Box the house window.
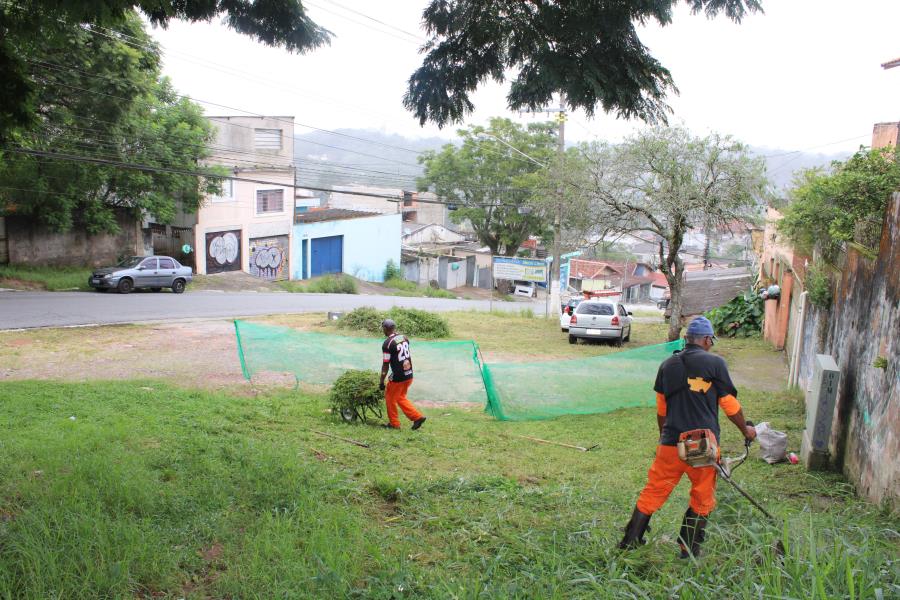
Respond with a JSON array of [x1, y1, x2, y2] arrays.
[[256, 189, 284, 214], [254, 128, 282, 150], [212, 178, 233, 202]]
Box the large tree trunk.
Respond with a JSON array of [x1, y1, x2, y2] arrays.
[[666, 263, 685, 341]]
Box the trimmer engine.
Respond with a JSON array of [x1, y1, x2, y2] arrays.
[[677, 428, 719, 468]]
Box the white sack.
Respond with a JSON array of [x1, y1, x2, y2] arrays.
[[755, 421, 788, 464]]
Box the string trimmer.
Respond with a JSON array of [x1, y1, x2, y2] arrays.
[[677, 421, 778, 522]]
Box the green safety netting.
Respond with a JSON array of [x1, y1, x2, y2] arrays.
[[482, 339, 684, 421], [234, 320, 487, 406], [233, 320, 683, 421]]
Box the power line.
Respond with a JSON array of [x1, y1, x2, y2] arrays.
[[304, 0, 423, 45]]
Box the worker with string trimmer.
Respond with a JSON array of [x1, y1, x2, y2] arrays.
[[618, 316, 757, 558]]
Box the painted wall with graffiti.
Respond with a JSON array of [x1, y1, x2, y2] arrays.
[[249, 236, 288, 280], [205, 230, 242, 274]]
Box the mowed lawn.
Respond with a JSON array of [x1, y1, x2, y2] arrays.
[[1, 377, 897, 598]]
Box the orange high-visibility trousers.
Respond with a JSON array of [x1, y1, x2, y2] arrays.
[[636, 445, 718, 516], [385, 379, 422, 428]]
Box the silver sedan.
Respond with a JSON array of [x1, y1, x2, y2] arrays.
[[89, 256, 193, 294]]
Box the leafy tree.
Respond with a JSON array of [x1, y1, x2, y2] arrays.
[[0, 0, 331, 138], [404, 0, 763, 128], [0, 11, 223, 234], [417, 118, 554, 257], [779, 146, 900, 262], [575, 127, 767, 340]]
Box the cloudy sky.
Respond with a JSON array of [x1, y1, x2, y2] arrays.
[[148, 0, 900, 153]]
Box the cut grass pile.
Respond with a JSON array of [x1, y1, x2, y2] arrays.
[[0, 265, 92, 291], [380, 278, 457, 299], [0, 380, 896, 599], [278, 274, 358, 294]]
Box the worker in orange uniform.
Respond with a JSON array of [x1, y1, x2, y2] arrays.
[[379, 319, 426, 430], [618, 316, 756, 558]]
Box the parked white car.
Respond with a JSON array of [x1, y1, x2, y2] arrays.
[[559, 298, 582, 331], [567, 299, 633, 346]]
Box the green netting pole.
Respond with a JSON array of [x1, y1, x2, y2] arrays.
[[481, 364, 508, 420], [233, 320, 251, 381]]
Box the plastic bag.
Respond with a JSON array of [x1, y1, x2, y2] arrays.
[[755, 422, 788, 464]]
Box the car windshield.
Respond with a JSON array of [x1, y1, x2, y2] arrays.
[[576, 303, 614, 316], [116, 256, 144, 268]]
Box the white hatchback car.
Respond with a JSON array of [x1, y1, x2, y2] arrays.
[[567, 299, 633, 345], [559, 298, 582, 331]]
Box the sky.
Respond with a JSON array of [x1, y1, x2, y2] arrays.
[[147, 0, 900, 154]]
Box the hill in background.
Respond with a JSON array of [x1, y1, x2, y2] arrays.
[[294, 129, 852, 195]]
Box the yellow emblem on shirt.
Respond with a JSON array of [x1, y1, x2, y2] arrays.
[[687, 377, 712, 393]]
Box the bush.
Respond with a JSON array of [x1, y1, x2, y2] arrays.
[[806, 262, 833, 309], [329, 370, 383, 421], [337, 306, 451, 338], [705, 291, 763, 337], [383, 277, 417, 291], [280, 274, 358, 294], [383, 277, 457, 299], [383, 260, 403, 281]]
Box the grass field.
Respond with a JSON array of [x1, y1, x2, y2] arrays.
[[0, 378, 897, 599], [0, 265, 91, 290]]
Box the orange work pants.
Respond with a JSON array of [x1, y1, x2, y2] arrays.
[[636, 445, 718, 516], [385, 379, 422, 428]]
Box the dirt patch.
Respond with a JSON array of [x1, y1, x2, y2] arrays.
[[0, 278, 45, 291], [200, 543, 224, 563], [189, 271, 284, 293]]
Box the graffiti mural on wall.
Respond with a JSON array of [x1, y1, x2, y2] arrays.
[[249, 236, 288, 280], [206, 230, 242, 274]]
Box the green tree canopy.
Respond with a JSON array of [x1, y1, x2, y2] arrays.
[[779, 146, 900, 262], [404, 0, 763, 128], [574, 127, 768, 340], [0, 0, 330, 138], [417, 117, 555, 256], [0, 11, 223, 234]]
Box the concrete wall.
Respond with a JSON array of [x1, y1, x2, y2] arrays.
[[207, 116, 295, 169], [292, 213, 400, 282], [794, 192, 900, 510], [6, 213, 151, 267]]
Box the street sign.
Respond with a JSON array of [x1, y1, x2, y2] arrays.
[[561, 250, 583, 260], [492, 256, 548, 283]]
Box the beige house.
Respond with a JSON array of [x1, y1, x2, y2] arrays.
[[192, 116, 296, 279]]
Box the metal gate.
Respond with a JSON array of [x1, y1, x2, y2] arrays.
[[311, 235, 343, 277], [0, 217, 7, 265], [150, 224, 195, 270]]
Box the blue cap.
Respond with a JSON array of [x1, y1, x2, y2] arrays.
[[686, 316, 716, 338]]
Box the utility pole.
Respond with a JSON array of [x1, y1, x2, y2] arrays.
[[550, 94, 566, 318]]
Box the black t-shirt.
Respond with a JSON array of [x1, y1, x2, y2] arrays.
[[654, 344, 737, 446], [382, 334, 413, 382]]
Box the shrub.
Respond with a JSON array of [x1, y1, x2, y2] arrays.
[[806, 262, 833, 309], [388, 307, 451, 338], [337, 306, 384, 334], [383, 277, 417, 291], [337, 306, 451, 338], [329, 370, 383, 421], [383, 259, 403, 281], [705, 291, 763, 337], [281, 274, 358, 294], [423, 287, 456, 299]]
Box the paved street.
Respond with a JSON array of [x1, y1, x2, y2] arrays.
[[0, 290, 546, 330]]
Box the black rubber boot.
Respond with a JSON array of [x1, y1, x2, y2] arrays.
[[618, 507, 652, 550], [678, 508, 708, 559]]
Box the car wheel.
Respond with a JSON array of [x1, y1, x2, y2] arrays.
[[614, 331, 624, 347], [172, 279, 186, 294], [624, 326, 631, 342], [117, 278, 134, 294], [150, 287, 162, 293], [568, 334, 577, 345]]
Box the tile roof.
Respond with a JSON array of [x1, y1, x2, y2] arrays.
[[294, 208, 382, 224]]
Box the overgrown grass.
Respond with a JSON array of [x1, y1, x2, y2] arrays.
[[1, 380, 896, 599], [381, 277, 457, 299], [278, 274, 358, 294], [337, 306, 451, 339], [0, 265, 92, 291]]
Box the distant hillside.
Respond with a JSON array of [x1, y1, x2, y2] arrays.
[[294, 129, 852, 194]]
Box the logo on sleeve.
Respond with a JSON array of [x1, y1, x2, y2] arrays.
[[687, 377, 712, 393]]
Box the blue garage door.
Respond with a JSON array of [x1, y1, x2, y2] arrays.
[[311, 235, 343, 277]]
